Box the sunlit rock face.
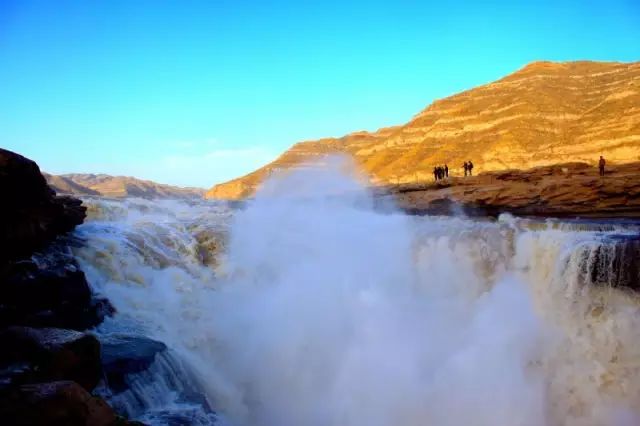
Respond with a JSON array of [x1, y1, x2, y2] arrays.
[[206, 60, 640, 200], [384, 161, 640, 219]]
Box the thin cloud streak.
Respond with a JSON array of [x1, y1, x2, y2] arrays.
[[159, 146, 279, 188]]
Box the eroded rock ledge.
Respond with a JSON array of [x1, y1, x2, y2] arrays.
[[380, 162, 640, 219], [0, 149, 86, 263], [0, 149, 138, 425]]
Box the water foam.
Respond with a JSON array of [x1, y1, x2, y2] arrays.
[[74, 159, 640, 425]]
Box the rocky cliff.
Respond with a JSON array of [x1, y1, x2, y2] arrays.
[[0, 151, 87, 263], [45, 173, 204, 199], [206, 60, 640, 200], [0, 149, 141, 425]]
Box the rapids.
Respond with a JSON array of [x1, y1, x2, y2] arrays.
[[72, 166, 640, 426]]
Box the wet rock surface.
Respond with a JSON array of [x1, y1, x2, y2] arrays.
[[0, 243, 114, 330], [0, 380, 142, 426], [583, 234, 640, 292], [0, 149, 111, 330], [0, 327, 102, 391], [0, 149, 142, 423], [0, 148, 86, 263], [100, 334, 167, 392]]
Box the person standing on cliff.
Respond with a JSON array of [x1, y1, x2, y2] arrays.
[[444, 164, 449, 178], [463, 161, 468, 177], [468, 160, 474, 176], [433, 166, 438, 181], [599, 156, 606, 176]]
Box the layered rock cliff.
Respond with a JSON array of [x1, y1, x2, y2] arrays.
[[206, 60, 640, 200]]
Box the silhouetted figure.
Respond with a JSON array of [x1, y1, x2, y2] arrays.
[[444, 164, 449, 178], [433, 167, 438, 181], [463, 161, 468, 177], [599, 156, 606, 176], [468, 160, 474, 176]]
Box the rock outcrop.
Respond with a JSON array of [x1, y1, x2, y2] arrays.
[[0, 149, 110, 330], [0, 381, 134, 426], [0, 148, 138, 424], [0, 327, 102, 391], [44, 173, 204, 199], [100, 334, 167, 392], [0, 149, 87, 263], [206, 60, 640, 200], [381, 162, 640, 218], [0, 244, 113, 330]]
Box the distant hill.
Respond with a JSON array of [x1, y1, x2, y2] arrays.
[[44, 173, 204, 199], [206, 60, 640, 200]]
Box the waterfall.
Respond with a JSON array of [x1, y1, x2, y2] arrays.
[[73, 165, 640, 426]]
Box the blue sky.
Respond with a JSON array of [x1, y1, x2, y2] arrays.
[[1, 1, 639, 188]]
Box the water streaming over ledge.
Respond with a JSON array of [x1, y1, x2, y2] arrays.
[[72, 168, 640, 426]]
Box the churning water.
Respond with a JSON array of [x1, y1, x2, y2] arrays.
[[73, 162, 640, 426]]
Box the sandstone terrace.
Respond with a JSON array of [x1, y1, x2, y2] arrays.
[[206, 60, 640, 201]]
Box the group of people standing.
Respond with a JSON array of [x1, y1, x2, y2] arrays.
[[433, 160, 476, 181], [430, 156, 607, 183], [463, 160, 474, 177], [433, 164, 449, 181]]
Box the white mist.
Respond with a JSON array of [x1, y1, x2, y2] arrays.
[[74, 157, 640, 426], [207, 159, 550, 426]]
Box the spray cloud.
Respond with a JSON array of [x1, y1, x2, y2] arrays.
[[207, 156, 550, 426]]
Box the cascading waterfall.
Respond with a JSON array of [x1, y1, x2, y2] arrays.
[[76, 198, 231, 425], [73, 162, 640, 426]]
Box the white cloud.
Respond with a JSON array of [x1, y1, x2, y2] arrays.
[[159, 146, 279, 188], [171, 139, 220, 150]]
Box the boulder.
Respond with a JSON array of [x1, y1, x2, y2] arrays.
[[0, 247, 114, 330], [100, 334, 167, 392], [0, 149, 107, 330], [0, 381, 119, 426], [0, 148, 86, 264], [0, 327, 102, 391]]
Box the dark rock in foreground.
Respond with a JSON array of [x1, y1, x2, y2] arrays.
[[0, 326, 102, 392], [0, 243, 114, 330], [0, 148, 86, 263], [0, 380, 142, 426], [0, 149, 133, 423], [0, 149, 113, 331]]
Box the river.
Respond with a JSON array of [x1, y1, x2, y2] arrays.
[[71, 166, 640, 426]]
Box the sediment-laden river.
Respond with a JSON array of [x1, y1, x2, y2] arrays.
[[73, 169, 640, 426]]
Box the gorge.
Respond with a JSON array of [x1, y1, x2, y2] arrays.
[[2, 60, 640, 426], [73, 161, 640, 425]]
